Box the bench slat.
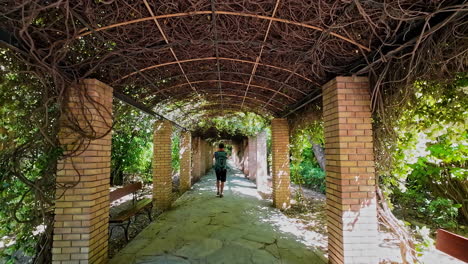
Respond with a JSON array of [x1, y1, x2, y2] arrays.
[[110, 198, 152, 223], [436, 229, 468, 262], [110, 182, 143, 202]]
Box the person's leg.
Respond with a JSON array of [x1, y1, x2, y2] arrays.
[[215, 170, 220, 195], [220, 182, 225, 195], [219, 169, 226, 197]]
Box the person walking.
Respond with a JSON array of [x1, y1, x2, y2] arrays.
[[214, 143, 228, 198]]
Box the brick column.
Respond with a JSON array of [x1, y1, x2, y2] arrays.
[[323, 76, 378, 264], [231, 143, 238, 166], [153, 120, 173, 211], [271, 118, 290, 209], [210, 144, 215, 168], [256, 131, 268, 193], [53, 79, 112, 264], [205, 141, 212, 172], [200, 139, 206, 176], [192, 137, 201, 182], [179, 131, 192, 193], [243, 139, 249, 175], [248, 136, 257, 181]]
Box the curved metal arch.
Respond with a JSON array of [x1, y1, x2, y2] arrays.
[[154, 71, 308, 95], [197, 111, 248, 120], [189, 108, 248, 118], [182, 103, 271, 117], [77, 11, 370, 51], [159, 87, 286, 106], [115, 57, 314, 83], [147, 79, 297, 101], [177, 93, 283, 112], [174, 100, 275, 115]]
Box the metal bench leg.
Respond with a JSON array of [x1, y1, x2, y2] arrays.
[[146, 207, 153, 222], [109, 225, 116, 238], [123, 220, 131, 242]]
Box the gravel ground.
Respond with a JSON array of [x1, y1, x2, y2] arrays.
[[108, 176, 182, 259]]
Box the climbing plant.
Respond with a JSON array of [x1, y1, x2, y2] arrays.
[[171, 129, 181, 174], [196, 112, 270, 138], [382, 75, 468, 230], [289, 121, 325, 193], [111, 102, 154, 185], [0, 54, 58, 263]]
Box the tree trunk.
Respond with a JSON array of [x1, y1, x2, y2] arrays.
[[312, 143, 326, 170]]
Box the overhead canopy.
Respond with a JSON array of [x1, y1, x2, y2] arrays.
[[1, 0, 465, 122]]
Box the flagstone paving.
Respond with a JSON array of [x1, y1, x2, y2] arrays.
[[110, 163, 327, 264]]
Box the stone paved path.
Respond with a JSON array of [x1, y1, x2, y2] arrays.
[[110, 163, 326, 264]]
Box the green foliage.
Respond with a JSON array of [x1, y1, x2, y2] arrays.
[[171, 130, 180, 173], [0, 53, 58, 261], [290, 121, 325, 193], [425, 198, 461, 228], [388, 74, 468, 231], [298, 149, 326, 193], [111, 103, 182, 184], [197, 112, 269, 137], [111, 102, 153, 184], [414, 226, 434, 254]]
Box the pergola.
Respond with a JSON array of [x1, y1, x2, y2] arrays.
[[1, 1, 466, 263]]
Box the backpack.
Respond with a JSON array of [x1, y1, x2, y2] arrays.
[[214, 151, 227, 171]]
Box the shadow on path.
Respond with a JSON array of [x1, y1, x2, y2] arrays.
[[110, 162, 327, 264]]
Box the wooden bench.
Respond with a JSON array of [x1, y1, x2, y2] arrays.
[[109, 182, 152, 241], [436, 229, 468, 262]]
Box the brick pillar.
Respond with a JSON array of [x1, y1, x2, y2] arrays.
[[153, 120, 173, 211], [205, 141, 211, 172], [53, 79, 112, 264], [200, 139, 206, 175], [210, 144, 215, 168], [243, 138, 249, 175], [256, 131, 268, 193], [232, 143, 239, 167], [271, 118, 290, 209], [248, 136, 257, 181], [192, 137, 201, 182], [179, 131, 192, 193], [323, 76, 378, 264]]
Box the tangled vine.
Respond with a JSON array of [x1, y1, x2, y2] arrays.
[[0, 0, 467, 263]]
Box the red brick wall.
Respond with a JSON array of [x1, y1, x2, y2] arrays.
[[153, 120, 173, 211], [248, 136, 257, 181], [179, 131, 192, 192], [322, 76, 378, 264], [256, 131, 268, 193], [271, 118, 291, 209], [53, 79, 113, 264]]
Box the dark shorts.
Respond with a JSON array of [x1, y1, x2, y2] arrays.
[[215, 169, 227, 182]]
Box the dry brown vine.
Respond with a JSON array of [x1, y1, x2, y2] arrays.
[[0, 0, 467, 263]]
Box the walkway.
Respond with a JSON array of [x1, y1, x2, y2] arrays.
[[110, 163, 326, 264]]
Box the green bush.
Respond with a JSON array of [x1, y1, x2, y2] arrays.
[[171, 130, 180, 173], [425, 198, 461, 229], [387, 75, 467, 231], [297, 148, 326, 193]]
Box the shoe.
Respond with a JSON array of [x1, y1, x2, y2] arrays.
[[216, 192, 220, 196], [220, 194, 223, 198]]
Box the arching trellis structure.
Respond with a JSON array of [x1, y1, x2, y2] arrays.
[[1, 1, 467, 264], [1, 0, 381, 122], [1, 1, 465, 120]]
